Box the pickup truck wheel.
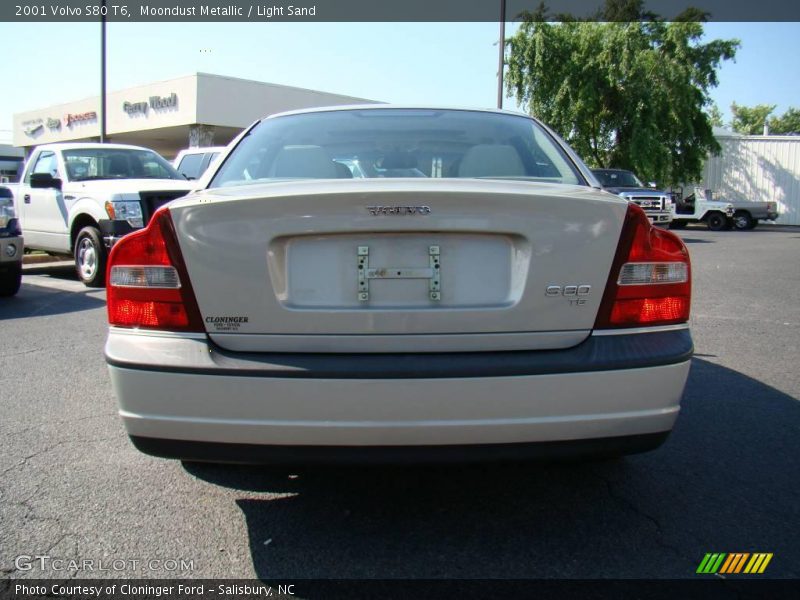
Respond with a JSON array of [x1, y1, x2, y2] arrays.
[[732, 211, 754, 230], [0, 262, 22, 297], [706, 212, 730, 231], [74, 226, 107, 287]]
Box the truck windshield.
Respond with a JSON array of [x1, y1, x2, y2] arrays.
[[593, 170, 643, 188], [210, 109, 584, 188], [62, 148, 182, 182]]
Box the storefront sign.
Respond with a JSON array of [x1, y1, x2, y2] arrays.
[[150, 93, 178, 109], [22, 118, 44, 137], [46, 118, 61, 130], [23, 123, 43, 137], [64, 111, 97, 127], [122, 93, 178, 116], [123, 101, 148, 115]]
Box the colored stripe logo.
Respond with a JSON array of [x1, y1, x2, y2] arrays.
[[697, 553, 773, 574]]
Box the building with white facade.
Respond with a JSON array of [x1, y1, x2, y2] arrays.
[[703, 129, 800, 226], [13, 72, 377, 161]]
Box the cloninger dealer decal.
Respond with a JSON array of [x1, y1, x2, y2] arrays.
[[205, 316, 249, 332]]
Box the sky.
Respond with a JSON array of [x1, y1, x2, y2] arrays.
[[1, 20, 799, 143]]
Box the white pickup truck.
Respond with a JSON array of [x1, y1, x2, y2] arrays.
[[12, 143, 191, 286]]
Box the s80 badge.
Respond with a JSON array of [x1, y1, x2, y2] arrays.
[[545, 285, 591, 297]]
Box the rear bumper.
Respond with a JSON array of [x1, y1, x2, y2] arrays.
[[106, 328, 692, 461], [131, 432, 671, 465]]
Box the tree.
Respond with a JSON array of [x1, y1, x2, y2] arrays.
[[769, 107, 800, 135], [505, 0, 738, 185], [706, 103, 724, 128], [729, 104, 800, 135], [731, 103, 776, 135]]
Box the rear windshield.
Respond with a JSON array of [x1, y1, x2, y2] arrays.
[[176, 153, 205, 180], [209, 109, 583, 188], [593, 170, 643, 188], [63, 148, 182, 182]]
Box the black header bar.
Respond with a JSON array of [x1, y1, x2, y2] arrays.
[[3, 0, 800, 23]]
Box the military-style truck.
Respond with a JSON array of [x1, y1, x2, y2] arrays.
[[668, 187, 779, 231], [668, 187, 750, 231]]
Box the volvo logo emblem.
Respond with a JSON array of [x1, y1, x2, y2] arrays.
[[366, 206, 431, 216]]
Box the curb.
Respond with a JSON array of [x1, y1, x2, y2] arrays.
[[23, 254, 71, 265], [22, 260, 74, 271]]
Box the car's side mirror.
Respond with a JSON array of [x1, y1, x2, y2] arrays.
[[30, 173, 62, 190], [647, 182, 657, 188]]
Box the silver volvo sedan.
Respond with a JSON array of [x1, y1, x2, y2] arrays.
[[104, 106, 692, 464]]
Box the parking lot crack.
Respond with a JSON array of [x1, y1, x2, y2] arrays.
[[0, 440, 74, 478], [3, 493, 71, 545], [0, 348, 44, 359], [45, 534, 69, 554], [591, 469, 689, 561], [0, 412, 119, 440]]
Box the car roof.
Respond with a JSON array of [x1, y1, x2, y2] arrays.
[[265, 104, 533, 121], [175, 146, 227, 155], [33, 142, 157, 152]]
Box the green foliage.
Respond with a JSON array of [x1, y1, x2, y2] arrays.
[[729, 104, 800, 135], [731, 103, 776, 134], [505, 0, 738, 185], [769, 107, 800, 135], [706, 103, 724, 128]]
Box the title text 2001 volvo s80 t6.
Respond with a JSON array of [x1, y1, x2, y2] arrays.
[[105, 107, 692, 463]]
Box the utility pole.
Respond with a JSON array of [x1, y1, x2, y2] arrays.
[[497, 0, 506, 109], [100, 0, 107, 142]]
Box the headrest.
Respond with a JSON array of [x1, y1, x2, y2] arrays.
[[381, 152, 417, 169], [333, 161, 354, 178], [271, 145, 337, 179], [108, 155, 129, 175], [458, 144, 525, 178]]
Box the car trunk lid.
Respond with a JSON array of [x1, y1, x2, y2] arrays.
[[169, 179, 627, 352]]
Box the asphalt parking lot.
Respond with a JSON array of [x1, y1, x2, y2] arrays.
[[1, 225, 798, 581]]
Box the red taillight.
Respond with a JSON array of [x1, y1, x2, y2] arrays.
[[106, 208, 203, 332], [595, 204, 691, 328]]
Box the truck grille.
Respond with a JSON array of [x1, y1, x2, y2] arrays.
[[139, 191, 189, 224], [628, 196, 664, 210]]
